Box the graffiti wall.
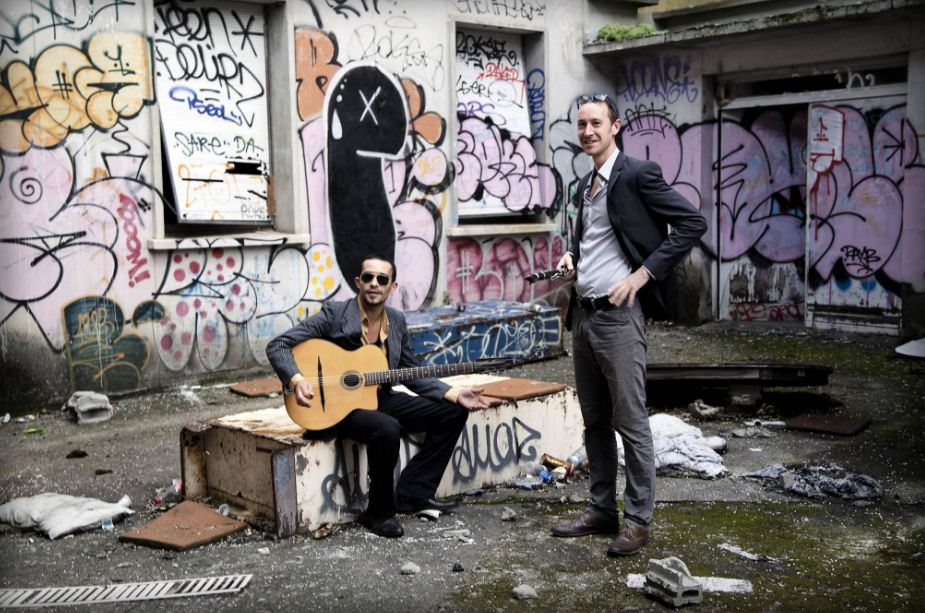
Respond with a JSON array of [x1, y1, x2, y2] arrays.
[[611, 52, 923, 327], [0, 0, 594, 407]]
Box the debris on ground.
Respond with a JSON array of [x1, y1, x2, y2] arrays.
[[740, 464, 883, 500], [895, 337, 925, 358], [60, 391, 113, 424], [153, 479, 183, 505], [643, 557, 703, 607], [688, 399, 721, 420], [310, 523, 333, 539], [730, 426, 776, 438], [400, 561, 421, 575], [513, 584, 538, 600], [618, 414, 728, 479], [0, 493, 132, 539], [66, 449, 89, 459], [718, 543, 780, 563], [500, 507, 517, 522], [743, 419, 786, 428], [627, 573, 752, 594], [119, 500, 247, 551]]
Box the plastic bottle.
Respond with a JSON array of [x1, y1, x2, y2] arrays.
[[100, 518, 114, 531], [154, 479, 183, 505], [567, 447, 588, 474], [218, 503, 230, 516], [520, 461, 545, 477]]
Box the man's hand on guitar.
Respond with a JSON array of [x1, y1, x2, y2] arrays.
[[294, 379, 314, 407], [458, 387, 489, 411]]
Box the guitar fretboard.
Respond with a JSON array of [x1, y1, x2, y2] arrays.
[[365, 361, 489, 386]]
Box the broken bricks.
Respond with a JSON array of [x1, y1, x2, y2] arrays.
[[644, 557, 703, 608]]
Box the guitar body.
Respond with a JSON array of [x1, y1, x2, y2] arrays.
[[285, 339, 386, 430]]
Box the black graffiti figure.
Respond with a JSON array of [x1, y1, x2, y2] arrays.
[[326, 63, 408, 286]]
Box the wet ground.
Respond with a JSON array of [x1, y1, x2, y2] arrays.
[[1, 321, 923, 611]]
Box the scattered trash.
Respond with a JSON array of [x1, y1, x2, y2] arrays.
[[627, 573, 752, 594], [60, 391, 114, 424], [744, 419, 786, 428], [256, 547, 270, 555], [505, 475, 544, 490], [66, 449, 89, 459], [310, 523, 333, 539], [786, 413, 871, 436], [14, 416, 26, 423], [0, 575, 252, 606], [550, 466, 567, 481], [24, 427, 44, 435], [452, 563, 464, 572], [740, 464, 883, 500], [1, 413, 9, 424], [688, 399, 721, 420], [463, 488, 487, 496], [500, 507, 517, 522], [730, 426, 776, 438], [416, 509, 441, 521], [643, 557, 703, 608], [217, 503, 230, 516], [100, 518, 114, 532], [566, 447, 588, 474], [895, 337, 925, 358], [153, 479, 183, 505], [95, 469, 113, 476], [0, 493, 133, 539], [119, 501, 247, 551], [718, 543, 780, 563], [513, 584, 538, 600], [442, 528, 471, 541], [627, 414, 729, 479], [400, 562, 420, 575]]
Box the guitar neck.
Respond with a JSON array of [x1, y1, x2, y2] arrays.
[[366, 362, 485, 386]]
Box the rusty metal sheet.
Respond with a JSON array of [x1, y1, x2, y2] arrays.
[[119, 501, 247, 551], [786, 413, 871, 436], [229, 376, 281, 397], [478, 378, 567, 400]]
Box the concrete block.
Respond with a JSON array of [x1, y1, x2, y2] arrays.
[[644, 557, 704, 608]]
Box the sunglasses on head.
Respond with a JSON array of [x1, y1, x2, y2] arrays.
[[576, 94, 618, 113], [360, 272, 391, 285]]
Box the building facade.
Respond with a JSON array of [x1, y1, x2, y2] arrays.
[[1, 0, 922, 408]]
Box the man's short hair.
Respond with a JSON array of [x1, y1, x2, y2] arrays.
[[361, 254, 397, 282], [577, 93, 619, 123]]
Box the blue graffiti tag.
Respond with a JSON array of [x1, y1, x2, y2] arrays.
[[168, 85, 244, 126]]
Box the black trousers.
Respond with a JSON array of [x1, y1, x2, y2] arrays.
[[336, 390, 468, 518]]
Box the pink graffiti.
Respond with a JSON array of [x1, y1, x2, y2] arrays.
[[455, 115, 560, 213], [447, 235, 566, 304], [729, 300, 804, 322], [117, 194, 151, 288]]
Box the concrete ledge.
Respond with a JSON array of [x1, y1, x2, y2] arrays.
[[181, 375, 582, 535]]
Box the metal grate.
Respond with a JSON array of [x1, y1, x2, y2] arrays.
[[0, 574, 251, 608]]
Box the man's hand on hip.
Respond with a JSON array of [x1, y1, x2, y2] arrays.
[[607, 267, 651, 308]]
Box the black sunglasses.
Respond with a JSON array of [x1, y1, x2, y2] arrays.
[[576, 94, 618, 114], [360, 272, 391, 285]]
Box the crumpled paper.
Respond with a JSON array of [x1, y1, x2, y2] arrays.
[[0, 493, 133, 539]]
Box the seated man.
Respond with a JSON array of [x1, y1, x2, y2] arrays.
[[266, 254, 488, 537]]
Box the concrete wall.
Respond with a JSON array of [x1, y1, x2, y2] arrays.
[[0, 0, 620, 409]]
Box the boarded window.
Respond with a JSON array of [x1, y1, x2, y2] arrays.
[[154, 0, 271, 224]]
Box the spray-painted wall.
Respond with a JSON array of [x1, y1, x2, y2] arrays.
[[0, 0, 613, 408]]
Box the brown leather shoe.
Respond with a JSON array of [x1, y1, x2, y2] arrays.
[[551, 510, 620, 537], [606, 523, 649, 556]]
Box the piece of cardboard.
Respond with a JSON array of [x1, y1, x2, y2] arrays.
[[478, 378, 567, 400], [119, 501, 247, 551], [229, 376, 281, 397], [786, 413, 871, 436]]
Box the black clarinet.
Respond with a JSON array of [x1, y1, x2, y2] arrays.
[[524, 268, 569, 284]]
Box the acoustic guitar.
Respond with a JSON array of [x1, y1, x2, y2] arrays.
[[284, 339, 509, 430]]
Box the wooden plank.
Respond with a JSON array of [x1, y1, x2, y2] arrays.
[[478, 378, 567, 400], [786, 414, 871, 436]]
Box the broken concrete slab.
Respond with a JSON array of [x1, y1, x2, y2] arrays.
[[119, 500, 247, 551], [60, 391, 113, 424], [643, 557, 703, 608]]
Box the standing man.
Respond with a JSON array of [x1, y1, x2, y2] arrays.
[[266, 255, 489, 538], [551, 94, 706, 556]]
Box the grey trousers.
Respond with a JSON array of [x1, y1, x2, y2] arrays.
[[572, 301, 655, 527]]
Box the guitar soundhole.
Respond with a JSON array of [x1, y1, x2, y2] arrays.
[[342, 372, 363, 389]]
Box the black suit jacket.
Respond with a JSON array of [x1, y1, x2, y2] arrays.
[[265, 299, 450, 401], [568, 151, 707, 325]]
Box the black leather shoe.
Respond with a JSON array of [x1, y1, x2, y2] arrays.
[[396, 496, 460, 514], [359, 514, 404, 538], [551, 510, 620, 537]]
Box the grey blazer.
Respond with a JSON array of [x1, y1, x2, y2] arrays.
[[568, 151, 707, 324], [265, 298, 450, 402]]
